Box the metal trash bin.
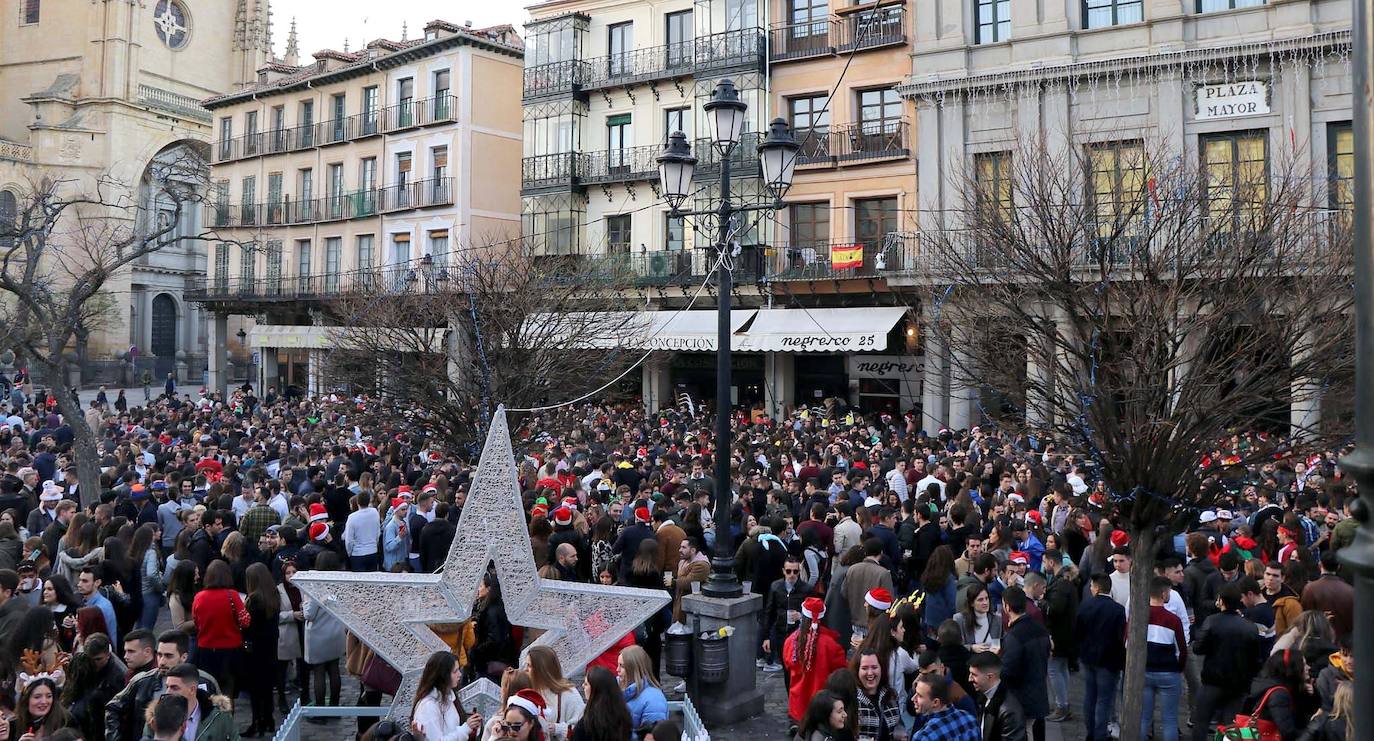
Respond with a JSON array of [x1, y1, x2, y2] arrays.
[[695, 633, 729, 683], [664, 632, 692, 677]]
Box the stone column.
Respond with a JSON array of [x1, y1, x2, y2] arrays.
[[640, 355, 674, 415], [260, 346, 277, 394], [1291, 329, 1322, 440], [763, 352, 795, 419], [1026, 345, 1053, 429], [921, 330, 948, 433], [206, 313, 228, 395], [681, 593, 766, 725], [948, 343, 976, 431]]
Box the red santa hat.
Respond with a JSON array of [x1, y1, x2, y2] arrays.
[[634, 506, 651, 523], [531, 503, 549, 519], [552, 506, 573, 526], [561, 496, 579, 511], [397, 485, 413, 500], [1025, 510, 1042, 525], [422, 484, 439, 495], [309, 522, 329, 541], [391, 498, 408, 512], [865, 588, 893, 611], [1109, 530, 1131, 549], [800, 596, 825, 621], [1009, 551, 1030, 566], [309, 503, 328, 523], [507, 688, 546, 719]]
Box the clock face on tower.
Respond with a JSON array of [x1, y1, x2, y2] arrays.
[[153, 0, 191, 50]]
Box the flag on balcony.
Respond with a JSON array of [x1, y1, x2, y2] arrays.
[[831, 243, 863, 270]]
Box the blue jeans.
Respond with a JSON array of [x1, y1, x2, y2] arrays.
[[138, 592, 162, 630], [1141, 671, 1182, 741], [349, 553, 379, 572], [1081, 664, 1119, 741], [1048, 656, 1070, 710]]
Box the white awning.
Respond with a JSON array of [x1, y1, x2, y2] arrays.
[[528, 310, 757, 351], [248, 325, 446, 352], [735, 307, 908, 352]]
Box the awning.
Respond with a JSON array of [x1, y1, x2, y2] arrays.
[[527, 310, 756, 351], [735, 307, 908, 352], [248, 325, 447, 352]]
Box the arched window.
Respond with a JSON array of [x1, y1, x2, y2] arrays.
[[0, 190, 17, 246]]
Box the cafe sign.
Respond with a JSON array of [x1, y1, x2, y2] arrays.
[[1195, 81, 1270, 120]]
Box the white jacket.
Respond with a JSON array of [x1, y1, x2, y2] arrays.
[[411, 689, 472, 741]]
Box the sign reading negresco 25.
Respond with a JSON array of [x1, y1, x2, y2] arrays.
[[1195, 81, 1270, 120]]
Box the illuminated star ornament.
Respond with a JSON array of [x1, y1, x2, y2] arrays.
[[293, 406, 669, 720]]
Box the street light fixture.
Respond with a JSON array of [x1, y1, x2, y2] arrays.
[[655, 79, 797, 599]]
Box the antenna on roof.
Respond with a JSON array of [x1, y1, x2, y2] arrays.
[[401, 21, 408, 40]]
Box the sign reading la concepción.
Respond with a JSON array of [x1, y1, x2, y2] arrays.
[[1195, 81, 1270, 120]]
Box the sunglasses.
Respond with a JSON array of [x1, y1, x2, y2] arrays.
[[783, 568, 800, 574], [497, 721, 527, 734]]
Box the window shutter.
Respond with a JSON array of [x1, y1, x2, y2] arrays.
[[607, 114, 631, 127]]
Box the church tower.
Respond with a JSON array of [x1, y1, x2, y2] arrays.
[[233, 0, 274, 88]]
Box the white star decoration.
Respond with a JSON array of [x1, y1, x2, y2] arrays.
[[293, 407, 670, 720]]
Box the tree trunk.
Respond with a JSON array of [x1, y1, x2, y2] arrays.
[[1118, 526, 1157, 741], [46, 362, 102, 509]]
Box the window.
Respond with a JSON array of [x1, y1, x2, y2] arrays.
[[296, 240, 312, 288], [1085, 0, 1142, 28], [265, 241, 282, 294], [1329, 122, 1354, 213], [432, 71, 450, 119], [789, 0, 829, 49], [357, 235, 375, 271], [362, 86, 379, 134], [214, 244, 230, 288], [665, 215, 686, 251], [789, 95, 830, 159], [218, 117, 233, 159], [390, 233, 410, 266], [240, 243, 256, 285], [855, 197, 897, 247], [666, 11, 692, 67], [431, 147, 449, 203], [1202, 131, 1267, 234], [725, 0, 757, 31], [1088, 141, 1146, 249], [858, 88, 901, 131], [396, 152, 413, 207], [324, 237, 342, 291], [330, 94, 346, 141], [606, 214, 632, 253], [607, 114, 631, 170], [267, 172, 283, 223], [152, 1, 190, 48], [299, 100, 315, 147], [244, 111, 259, 155], [0, 190, 15, 247], [397, 78, 415, 127], [608, 22, 633, 77], [664, 107, 690, 142], [241, 176, 256, 225], [298, 168, 313, 219], [789, 203, 830, 246], [975, 0, 1011, 43], [358, 158, 377, 215], [429, 231, 449, 274], [327, 163, 344, 218], [21, 0, 39, 25], [975, 152, 1013, 225], [214, 179, 230, 225], [1198, 0, 1263, 11], [270, 106, 285, 151]]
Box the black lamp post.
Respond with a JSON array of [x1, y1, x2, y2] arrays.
[[1341, 0, 1374, 727], [236, 328, 250, 388], [657, 78, 799, 599]]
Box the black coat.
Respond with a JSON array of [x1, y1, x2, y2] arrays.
[[976, 683, 1027, 741], [612, 523, 654, 581], [1042, 576, 1079, 660], [1074, 594, 1126, 671], [764, 578, 811, 634], [1243, 679, 1301, 741], [1192, 611, 1264, 693], [418, 519, 456, 574], [1001, 614, 1052, 720]]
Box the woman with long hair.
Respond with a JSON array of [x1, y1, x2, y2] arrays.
[[74, 606, 109, 647], [953, 582, 1002, 649], [191, 559, 247, 708], [163, 528, 193, 584], [494, 690, 547, 741], [303, 551, 346, 710], [572, 666, 631, 741], [220, 531, 250, 592], [40, 576, 81, 653], [616, 645, 666, 733], [524, 645, 584, 741], [166, 560, 198, 632], [1274, 610, 1339, 681], [241, 562, 282, 737], [795, 690, 849, 741], [483, 669, 536, 738], [411, 650, 483, 741], [781, 597, 846, 724], [589, 516, 616, 578], [1242, 649, 1313, 740], [0, 520, 22, 570], [14, 676, 72, 739], [54, 517, 101, 585], [851, 648, 901, 741], [470, 571, 517, 684], [625, 538, 670, 677], [131, 523, 162, 630], [277, 560, 306, 711], [920, 545, 957, 633]]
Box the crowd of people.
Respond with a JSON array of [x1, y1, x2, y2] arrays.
[[0, 378, 1361, 741]]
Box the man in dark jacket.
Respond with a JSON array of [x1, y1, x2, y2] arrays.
[[1182, 531, 1220, 626], [418, 503, 456, 574], [105, 630, 219, 741], [1190, 583, 1264, 741], [1041, 552, 1079, 722], [906, 496, 943, 584], [1301, 551, 1354, 638], [1074, 574, 1125, 741], [612, 506, 655, 582], [970, 650, 1028, 741], [762, 555, 810, 674], [1000, 585, 1050, 741]]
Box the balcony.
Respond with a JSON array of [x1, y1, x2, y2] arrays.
[[213, 133, 262, 163], [768, 232, 921, 281], [568, 248, 765, 286], [523, 60, 592, 101], [693, 131, 764, 179], [836, 5, 906, 51], [382, 94, 458, 132], [190, 264, 453, 304], [770, 20, 836, 62], [793, 127, 832, 165], [522, 152, 585, 193], [831, 120, 910, 163], [319, 111, 383, 146], [583, 40, 696, 91], [582, 145, 661, 184], [379, 177, 456, 211], [203, 178, 453, 229], [695, 28, 767, 74]]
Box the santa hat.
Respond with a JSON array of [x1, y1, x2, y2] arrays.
[[397, 485, 413, 500], [1109, 530, 1130, 549], [1024, 510, 1042, 525], [800, 596, 825, 621], [561, 496, 579, 511], [531, 503, 549, 519], [309, 503, 328, 523], [865, 588, 893, 611], [507, 689, 546, 719], [309, 522, 328, 541], [552, 506, 573, 526], [422, 484, 438, 495], [1009, 551, 1030, 566], [634, 506, 651, 523], [391, 498, 408, 512]]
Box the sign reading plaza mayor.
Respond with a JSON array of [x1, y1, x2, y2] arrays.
[[1195, 80, 1270, 120]]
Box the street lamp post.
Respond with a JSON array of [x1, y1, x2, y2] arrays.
[[658, 79, 799, 599], [1341, 0, 1374, 727]]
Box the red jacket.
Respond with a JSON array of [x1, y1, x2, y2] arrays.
[[782, 625, 846, 722], [588, 632, 637, 675], [192, 588, 246, 650]]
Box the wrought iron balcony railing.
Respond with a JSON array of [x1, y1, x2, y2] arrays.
[[770, 20, 836, 61], [203, 179, 453, 229], [582, 145, 661, 184], [522, 152, 585, 192], [522, 29, 765, 99], [836, 5, 907, 51], [831, 120, 910, 162], [382, 94, 458, 131], [582, 40, 696, 91]]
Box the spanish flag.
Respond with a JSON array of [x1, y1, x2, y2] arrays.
[[832, 243, 863, 270]]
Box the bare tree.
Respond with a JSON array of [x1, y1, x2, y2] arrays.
[[918, 139, 1353, 740], [0, 150, 215, 506], [321, 240, 650, 451]]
